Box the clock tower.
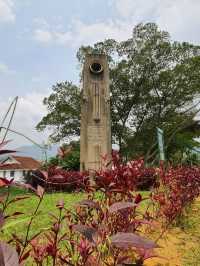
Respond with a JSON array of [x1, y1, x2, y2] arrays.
[[80, 54, 111, 171]]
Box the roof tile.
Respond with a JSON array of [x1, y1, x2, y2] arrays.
[[0, 156, 41, 170]]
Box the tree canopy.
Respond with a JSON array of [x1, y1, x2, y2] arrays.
[[37, 82, 80, 142], [37, 23, 200, 162]]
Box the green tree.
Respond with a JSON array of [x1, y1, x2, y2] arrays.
[[37, 23, 200, 162], [45, 141, 80, 171], [37, 82, 80, 142]]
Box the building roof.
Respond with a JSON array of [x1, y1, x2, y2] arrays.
[[0, 156, 41, 170]]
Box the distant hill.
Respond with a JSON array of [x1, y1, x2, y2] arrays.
[[15, 144, 59, 160]]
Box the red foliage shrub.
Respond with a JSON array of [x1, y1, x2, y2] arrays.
[[152, 165, 200, 223], [95, 151, 157, 193], [0, 178, 159, 266], [2, 146, 200, 265], [28, 151, 156, 193], [29, 167, 90, 192]]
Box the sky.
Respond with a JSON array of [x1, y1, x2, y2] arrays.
[[0, 0, 200, 148]]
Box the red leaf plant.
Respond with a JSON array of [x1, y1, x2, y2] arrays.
[[0, 178, 162, 265], [29, 167, 90, 192], [4, 152, 199, 265], [152, 165, 200, 225], [95, 151, 157, 200]]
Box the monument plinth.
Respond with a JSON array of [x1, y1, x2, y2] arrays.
[[80, 54, 111, 171]]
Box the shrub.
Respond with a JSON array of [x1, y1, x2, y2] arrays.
[[2, 147, 200, 265], [44, 141, 80, 171], [28, 167, 89, 192], [152, 165, 200, 225], [95, 151, 157, 193], [0, 178, 160, 265], [169, 150, 200, 166], [28, 151, 156, 193]]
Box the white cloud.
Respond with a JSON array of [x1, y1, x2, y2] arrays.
[[33, 19, 132, 47], [70, 20, 132, 46], [33, 21, 72, 45], [113, 0, 200, 44], [157, 0, 200, 44], [33, 29, 53, 44], [54, 31, 72, 45], [0, 62, 15, 75], [0, 92, 50, 148], [114, 0, 160, 19], [33, 30, 72, 46], [33, 17, 49, 28], [32, 0, 200, 49], [0, 0, 15, 23], [112, 0, 163, 20]]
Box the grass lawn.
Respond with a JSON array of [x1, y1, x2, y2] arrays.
[[1, 187, 149, 240], [1, 187, 86, 240]]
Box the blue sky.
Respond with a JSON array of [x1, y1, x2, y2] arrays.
[[0, 0, 200, 147]]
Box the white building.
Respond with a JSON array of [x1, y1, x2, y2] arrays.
[[0, 155, 41, 183]]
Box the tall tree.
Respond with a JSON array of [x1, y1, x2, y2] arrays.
[[37, 81, 80, 142], [37, 23, 200, 161]]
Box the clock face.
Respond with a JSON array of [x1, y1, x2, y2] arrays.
[[90, 62, 103, 74]]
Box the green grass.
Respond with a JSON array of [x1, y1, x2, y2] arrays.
[[1, 187, 86, 240], [1, 187, 150, 240]]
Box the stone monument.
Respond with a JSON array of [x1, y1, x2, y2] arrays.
[[80, 54, 111, 171]]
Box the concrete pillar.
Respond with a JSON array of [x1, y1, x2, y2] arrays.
[[80, 54, 111, 171]]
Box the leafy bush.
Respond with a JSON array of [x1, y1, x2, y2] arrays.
[[169, 149, 200, 166], [2, 145, 200, 265], [0, 177, 162, 265], [45, 141, 80, 171], [152, 165, 200, 225], [28, 151, 156, 193], [0, 151, 160, 266], [95, 151, 157, 193], [28, 167, 89, 192]]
